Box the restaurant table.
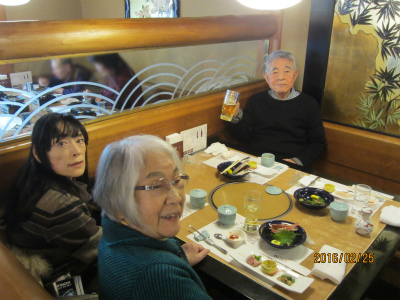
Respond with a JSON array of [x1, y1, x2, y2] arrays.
[[177, 149, 400, 300]]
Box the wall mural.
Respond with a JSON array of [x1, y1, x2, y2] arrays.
[[323, 0, 400, 136]]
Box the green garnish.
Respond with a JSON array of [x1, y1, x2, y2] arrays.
[[254, 255, 262, 262], [270, 230, 300, 246]]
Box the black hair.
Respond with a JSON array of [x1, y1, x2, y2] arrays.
[[5, 113, 89, 232], [89, 53, 130, 75]]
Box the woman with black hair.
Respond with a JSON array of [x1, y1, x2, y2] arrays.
[[86, 53, 144, 110], [5, 113, 101, 283]]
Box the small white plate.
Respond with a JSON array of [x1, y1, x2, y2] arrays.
[[230, 252, 314, 293], [332, 190, 353, 200]]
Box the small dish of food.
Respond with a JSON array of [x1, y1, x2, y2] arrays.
[[294, 187, 334, 210], [261, 260, 278, 276], [217, 161, 251, 180], [277, 274, 296, 286], [246, 253, 262, 267], [259, 220, 307, 249], [225, 229, 246, 247], [333, 190, 353, 200]]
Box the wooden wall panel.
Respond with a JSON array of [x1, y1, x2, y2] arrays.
[[314, 122, 400, 195], [0, 15, 278, 64], [0, 81, 267, 190]]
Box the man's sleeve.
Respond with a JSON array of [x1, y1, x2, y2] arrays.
[[62, 70, 91, 95], [134, 264, 212, 300], [294, 101, 326, 168], [227, 96, 256, 141]]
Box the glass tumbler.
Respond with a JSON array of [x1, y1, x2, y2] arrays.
[[352, 184, 371, 214], [220, 90, 239, 121], [243, 190, 262, 232]]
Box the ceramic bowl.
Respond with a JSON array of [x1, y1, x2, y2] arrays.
[[218, 205, 237, 225], [189, 188, 207, 209], [217, 161, 250, 180], [259, 220, 307, 249], [225, 229, 246, 246], [294, 187, 334, 210], [330, 201, 349, 223]]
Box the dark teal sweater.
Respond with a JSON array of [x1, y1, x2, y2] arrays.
[[98, 217, 212, 300]]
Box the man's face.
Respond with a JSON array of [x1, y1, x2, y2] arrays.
[[264, 58, 299, 99], [51, 59, 71, 81]]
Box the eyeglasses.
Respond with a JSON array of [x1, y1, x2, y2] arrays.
[[135, 174, 189, 195]]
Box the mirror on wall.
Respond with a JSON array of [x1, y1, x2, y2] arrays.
[[0, 39, 268, 142]]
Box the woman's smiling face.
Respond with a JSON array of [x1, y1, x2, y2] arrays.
[[133, 150, 186, 240]]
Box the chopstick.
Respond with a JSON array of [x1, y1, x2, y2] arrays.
[[220, 156, 250, 174]]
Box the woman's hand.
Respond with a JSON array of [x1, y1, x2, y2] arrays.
[[181, 242, 210, 266]]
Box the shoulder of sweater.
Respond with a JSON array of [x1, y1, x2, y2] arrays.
[[35, 188, 86, 215], [296, 92, 319, 106], [248, 90, 269, 101]]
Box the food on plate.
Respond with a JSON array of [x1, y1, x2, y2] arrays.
[[271, 239, 281, 245], [269, 222, 299, 233], [324, 184, 335, 193], [299, 194, 326, 206], [246, 254, 262, 267], [277, 274, 295, 286], [334, 191, 353, 199], [225, 230, 246, 246], [270, 229, 300, 246], [261, 260, 278, 275], [227, 169, 233, 174]]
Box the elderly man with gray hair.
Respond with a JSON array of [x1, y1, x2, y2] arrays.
[[228, 50, 326, 169]]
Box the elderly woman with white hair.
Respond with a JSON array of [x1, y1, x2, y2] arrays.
[[93, 135, 212, 300]]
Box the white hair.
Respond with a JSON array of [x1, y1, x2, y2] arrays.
[[265, 50, 298, 73], [93, 135, 182, 227]]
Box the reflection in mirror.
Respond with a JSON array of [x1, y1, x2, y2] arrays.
[[0, 40, 268, 142]]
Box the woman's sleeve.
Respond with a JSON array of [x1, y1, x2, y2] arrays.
[[134, 264, 212, 300], [42, 192, 102, 264]]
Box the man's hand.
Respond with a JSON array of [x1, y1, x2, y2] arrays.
[[283, 159, 296, 164], [53, 88, 64, 94], [38, 77, 50, 87], [181, 241, 210, 266], [233, 102, 240, 118]]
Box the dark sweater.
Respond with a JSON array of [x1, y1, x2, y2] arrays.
[[98, 217, 211, 300], [7, 181, 102, 277], [48, 64, 93, 95], [228, 90, 326, 168]]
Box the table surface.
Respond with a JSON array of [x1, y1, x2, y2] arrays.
[[177, 150, 400, 300]]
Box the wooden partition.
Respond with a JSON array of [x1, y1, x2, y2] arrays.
[[0, 15, 278, 64], [314, 122, 400, 195], [0, 81, 267, 190]]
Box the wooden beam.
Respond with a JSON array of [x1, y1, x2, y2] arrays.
[[0, 15, 278, 64]]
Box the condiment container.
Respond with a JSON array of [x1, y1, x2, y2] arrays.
[[355, 207, 374, 235], [218, 205, 237, 225], [189, 189, 207, 209]]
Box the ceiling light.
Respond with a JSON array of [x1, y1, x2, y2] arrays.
[[0, 0, 30, 6], [237, 0, 301, 10]]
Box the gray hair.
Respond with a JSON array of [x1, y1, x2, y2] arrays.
[[93, 135, 182, 227], [265, 50, 297, 73]]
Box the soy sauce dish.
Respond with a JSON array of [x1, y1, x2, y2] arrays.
[[294, 187, 334, 210]]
